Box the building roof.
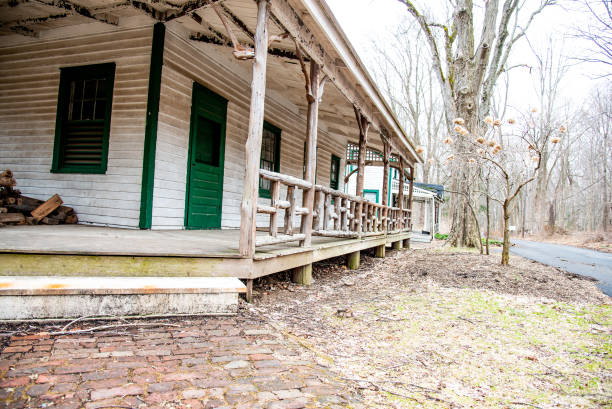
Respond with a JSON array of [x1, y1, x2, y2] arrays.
[[0, 0, 421, 166], [414, 183, 445, 200]]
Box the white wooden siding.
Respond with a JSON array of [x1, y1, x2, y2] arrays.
[[151, 29, 349, 229], [0, 26, 153, 228]]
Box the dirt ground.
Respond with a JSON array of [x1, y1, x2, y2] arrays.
[[249, 246, 611, 408], [0, 246, 609, 409], [522, 231, 612, 254]]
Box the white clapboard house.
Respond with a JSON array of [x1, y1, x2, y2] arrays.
[[346, 152, 443, 242], [0, 0, 422, 317]]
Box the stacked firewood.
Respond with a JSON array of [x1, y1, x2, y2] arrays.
[[0, 170, 78, 227]]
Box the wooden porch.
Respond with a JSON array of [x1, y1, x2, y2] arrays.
[[0, 224, 411, 279]]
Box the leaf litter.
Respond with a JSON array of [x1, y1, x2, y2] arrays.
[[246, 246, 611, 408]]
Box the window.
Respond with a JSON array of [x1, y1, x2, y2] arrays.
[[363, 189, 379, 204], [330, 154, 340, 190], [52, 63, 115, 174], [259, 121, 281, 198]]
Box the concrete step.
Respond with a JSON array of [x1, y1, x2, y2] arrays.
[[0, 276, 246, 320]]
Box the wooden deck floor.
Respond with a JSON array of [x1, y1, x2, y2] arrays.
[[0, 225, 410, 279]]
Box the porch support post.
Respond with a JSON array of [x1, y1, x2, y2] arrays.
[[375, 244, 385, 258], [245, 279, 254, 303], [392, 240, 402, 250], [239, 0, 269, 258], [346, 250, 360, 269], [398, 157, 405, 231], [354, 107, 369, 236], [381, 137, 390, 233], [292, 264, 312, 285], [299, 60, 323, 249]]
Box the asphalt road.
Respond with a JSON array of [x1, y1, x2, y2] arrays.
[[510, 239, 612, 297]]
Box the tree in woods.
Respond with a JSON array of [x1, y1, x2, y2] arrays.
[[369, 22, 446, 184], [572, 0, 612, 74], [397, 0, 555, 248]]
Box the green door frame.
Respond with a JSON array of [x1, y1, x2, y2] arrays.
[[184, 82, 227, 229]]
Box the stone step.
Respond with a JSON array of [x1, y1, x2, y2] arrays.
[[0, 276, 246, 320]]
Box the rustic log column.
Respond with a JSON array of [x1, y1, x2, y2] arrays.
[[381, 138, 390, 232], [298, 58, 324, 248], [293, 49, 325, 284], [354, 107, 369, 236], [404, 165, 414, 249], [239, 0, 270, 258], [398, 157, 405, 231]]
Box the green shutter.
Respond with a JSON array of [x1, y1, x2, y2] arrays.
[[51, 63, 115, 174]]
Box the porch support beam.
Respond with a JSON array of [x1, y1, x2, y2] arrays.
[[381, 136, 390, 234], [292, 264, 312, 285], [346, 250, 360, 270], [298, 55, 325, 249], [398, 157, 405, 230], [354, 107, 369, 235], [239, 0, 270, 258]]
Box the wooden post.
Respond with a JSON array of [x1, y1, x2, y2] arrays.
[[300, 60, 324, 247], [354, 107, 369, 236], [375, 244, 386, 258], [239, 0, 270, 258], [398, 157, 405, 231], [246, 279, 253, 303], [292, 264, 312, 285], [403, 238, 410, 249], [381, 138, 390, 233], [346, 250, 360, 269], [392, 240, 402, 250], [408, 165, 414, 232]]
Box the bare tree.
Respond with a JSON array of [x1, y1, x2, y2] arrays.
[[396, 0, 554, 248], [369, 22, 446, 184], [457, 116, 563, 265], [572, 0, 612, 74]]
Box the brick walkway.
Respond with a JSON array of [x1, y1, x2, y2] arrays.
[[0, 316, 361, 409]]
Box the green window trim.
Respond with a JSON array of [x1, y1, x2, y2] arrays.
[[51, 62, 116, 174], [363, 189, 379, 204], [259, 121, 281, 199]]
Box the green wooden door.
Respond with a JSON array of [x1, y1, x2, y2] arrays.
[[185, 83, 227, 229]]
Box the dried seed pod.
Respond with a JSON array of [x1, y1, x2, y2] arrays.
[[453, 117, 465, 125], [476, 137, 485, 144], [484, 116, 493, 125]]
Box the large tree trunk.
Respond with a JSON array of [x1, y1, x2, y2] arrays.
[[604, 132, 609, 232], [548, 200, 556, 235]]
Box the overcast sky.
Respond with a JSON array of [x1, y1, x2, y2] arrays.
[[326, 0, 607, 117]]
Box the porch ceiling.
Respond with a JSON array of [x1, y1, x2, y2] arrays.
[[0, 0, 421, 165]]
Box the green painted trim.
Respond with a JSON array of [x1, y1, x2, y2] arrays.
[[139, 22, 166, 229], [363, 189, 379, 203], [51, 62, 116, 174], [259, 120, 281, 199]]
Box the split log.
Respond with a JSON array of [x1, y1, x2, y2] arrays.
[[31, 194, 63, 222], [64, 214, 78, 224], [0, 213, 25, 224]]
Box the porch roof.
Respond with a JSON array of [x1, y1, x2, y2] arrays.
[[0, 0, 422, 166]]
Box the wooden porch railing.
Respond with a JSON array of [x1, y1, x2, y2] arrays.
[[256, 169, 411, 247]]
